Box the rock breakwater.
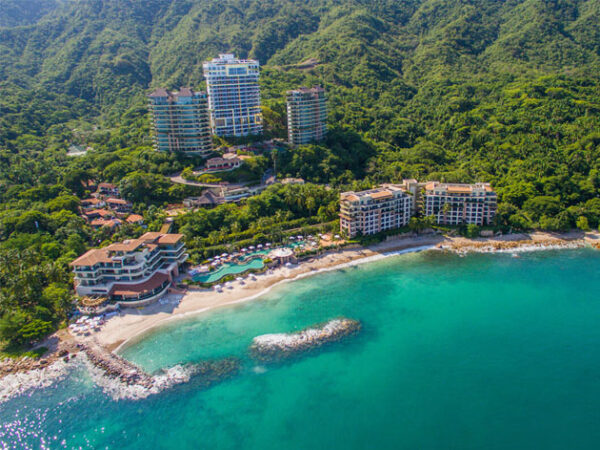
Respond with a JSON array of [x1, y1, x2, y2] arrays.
[[250, 318, 362, 362], [80, 342, 240, 400]]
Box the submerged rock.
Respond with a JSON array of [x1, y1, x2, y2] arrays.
[[250, 318, 362, 362]]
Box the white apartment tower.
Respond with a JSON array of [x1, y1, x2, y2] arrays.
[[202, 54, 262, 137]]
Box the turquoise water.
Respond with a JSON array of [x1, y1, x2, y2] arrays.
[[193, 257, 265, 283], [2, 248, 600, 449]]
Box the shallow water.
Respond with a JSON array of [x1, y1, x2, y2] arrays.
[[2, 248, 600, 449]]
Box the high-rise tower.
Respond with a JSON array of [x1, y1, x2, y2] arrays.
[[202, 54, 262, 137], [286, 86, 327, 146], [148, 88, 213, 156]]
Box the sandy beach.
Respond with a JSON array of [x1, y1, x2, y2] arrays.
[[85, 230, 599, 352]]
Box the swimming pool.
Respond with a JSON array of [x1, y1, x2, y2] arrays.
[[193, 257, 265, 283]]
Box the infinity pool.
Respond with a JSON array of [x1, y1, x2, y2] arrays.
[[193, 257, 265, 283]]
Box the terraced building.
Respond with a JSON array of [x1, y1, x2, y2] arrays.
[[70, 233, 188, 306]]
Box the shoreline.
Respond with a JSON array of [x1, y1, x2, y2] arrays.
[[2, 230, 599, 381], [94, 230, 599, 354]]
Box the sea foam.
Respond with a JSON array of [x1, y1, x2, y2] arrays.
[[250, 318, 361, 362]]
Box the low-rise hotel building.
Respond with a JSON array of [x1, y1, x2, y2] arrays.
[[70, 233, 188, 305], [339, 185, 413, 237], [423, 182, 497, 226]]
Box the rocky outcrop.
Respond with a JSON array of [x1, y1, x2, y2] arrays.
[[250, 318, 361, 362], [80, 341, 154, 387], [79, 341, 241, 400]]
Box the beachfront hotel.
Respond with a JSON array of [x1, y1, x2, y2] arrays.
[[202, 54, 262, 137], [70, 233, 188, 305], [423, 182, 497, 225], [339, 185, 413, 237], [148, 88, 213, 156], [286, 86, 327, 146]]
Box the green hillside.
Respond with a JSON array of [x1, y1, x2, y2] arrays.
[[1, 0, 600, 346]]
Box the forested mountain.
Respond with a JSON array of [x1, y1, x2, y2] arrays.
[[2, 0, 599, 104], [1, 0, 600, 346]]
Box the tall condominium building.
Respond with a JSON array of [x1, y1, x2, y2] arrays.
[[148, 88, 213, 156], [70, 233, 188, 305], [286, 86, 327, 146], [202, 54, 262, 137], [339, 185, 413, 237], [423, 182, 497, 225]]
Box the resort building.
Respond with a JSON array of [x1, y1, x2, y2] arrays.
[[70, 233, 188, 305], [423, 182, 497, 226], [183, 191, 224, 208], [339, 185, 413, 237], [106, 197, 132, 214], [202, 54, 262, 137], [81, 198, 106, 211], [205, 156, 242, 172], [286, 86, 327, 146], [97, 183, 119, 197], [148, 88, 213, 156]]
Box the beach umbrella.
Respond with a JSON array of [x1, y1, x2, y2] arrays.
[[297, 235, 303, 239], [266, 243, 271, 247], [221, 253, 228, 257], [236, 277, 244, 282], [257, 244, 263, 248], [334, 234, 340, 239], [241, 248, 248, 252], [249, 245, 255, 250]]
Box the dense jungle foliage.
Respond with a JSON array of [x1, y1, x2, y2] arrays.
[[1, 0, 600, 346]]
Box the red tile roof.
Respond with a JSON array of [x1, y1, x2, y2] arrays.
[[126, 214, 144, 223], [110, 272, 170, 297]]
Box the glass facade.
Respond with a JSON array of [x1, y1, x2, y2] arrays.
[[203, 54, 263, 137], [287, 86, 327, 146], [148, 88, 212, 156]]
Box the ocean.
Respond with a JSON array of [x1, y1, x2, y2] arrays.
[[1, 248, 600, 449]]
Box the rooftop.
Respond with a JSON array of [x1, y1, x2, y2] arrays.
[[70, 233, 185, 267], [126, 214, 144, 223], [70, 248, 113, 267], [424, 182, 494, 193], [106, 197, 130, 205], [148, 87, 206, 100], [341, 185, 408, 203], [157, 234, 184, 245], [287, 86, 325, 95]]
